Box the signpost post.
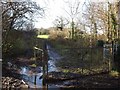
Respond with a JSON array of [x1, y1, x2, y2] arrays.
[[33, 46, 43, 85], [37, 35, 49, 86]]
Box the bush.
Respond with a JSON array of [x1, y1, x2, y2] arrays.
[[97, 40, 104, 47], [3, 30, 36, 58], [11, 38, 27, 57]]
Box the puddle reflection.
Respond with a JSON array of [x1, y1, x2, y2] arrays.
[[19, 45, 62, 89]]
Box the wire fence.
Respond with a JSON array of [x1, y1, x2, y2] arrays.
[[47, 46, 113, 75]]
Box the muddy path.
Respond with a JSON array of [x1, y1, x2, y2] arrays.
[[2, 44, 120, 89]]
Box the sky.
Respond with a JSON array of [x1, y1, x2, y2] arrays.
[[33, 0, 64, 28], [33, 0, 85, 29], [33, 0, 119, 29]]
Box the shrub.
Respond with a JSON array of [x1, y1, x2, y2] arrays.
[[97, 40, 105, 47]]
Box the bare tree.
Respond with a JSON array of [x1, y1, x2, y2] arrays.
[[83, 1, 119, 43], [53, 16, 69, 31], [82, 1, 120, 70], [2, 1, 45, 55], [2, 1, 44, 40], [118, 1, 120, 39], [64, 0, 81, 39], [82, 2, 107, 44]]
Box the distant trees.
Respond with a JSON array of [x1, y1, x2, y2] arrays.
[[53, 16, 69, 31], [37, 28, 49, 35]]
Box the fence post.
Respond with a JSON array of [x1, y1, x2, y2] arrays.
[[34, 74, 37, 85], [44, 40, 48, 76], [33, 48, 37, 85], [43, 40, 48, 86], [90, 46, 92, 72], [81, 49, 83, 74]]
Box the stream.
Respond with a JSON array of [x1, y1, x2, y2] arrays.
[[20, 44, 62, 89]]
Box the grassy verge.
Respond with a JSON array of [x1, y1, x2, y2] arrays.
[[37, 35, 49, 39]]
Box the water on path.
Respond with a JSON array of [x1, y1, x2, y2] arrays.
[[20, 44, 62, 89]]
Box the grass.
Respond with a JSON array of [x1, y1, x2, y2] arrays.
[[61, 66, 109, 75], [49, 38, 111, 75], [29, 64, 37, 68], [55, 47, 109, 75], [109, 70, 119, 77], [37, 35, 49, 39]]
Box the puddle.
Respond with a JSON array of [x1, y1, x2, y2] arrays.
[[19, 44, 63, 89], [20, 67, 43, 88]]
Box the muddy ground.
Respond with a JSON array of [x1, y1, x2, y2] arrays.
[[2, 57, 120, 89]]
